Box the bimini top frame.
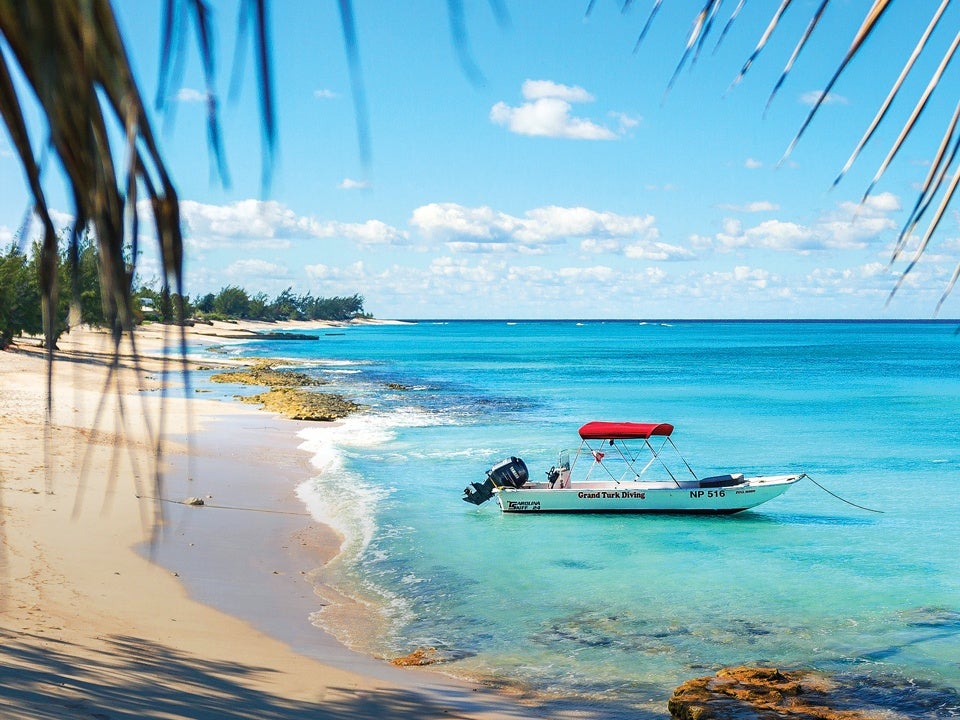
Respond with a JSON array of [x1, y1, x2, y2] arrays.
[[572, 421, 697, 486]]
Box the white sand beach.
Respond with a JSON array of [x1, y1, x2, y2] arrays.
[[0, 323, 576, 719]]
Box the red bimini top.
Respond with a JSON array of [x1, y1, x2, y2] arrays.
[[578, 421, 674, 440]]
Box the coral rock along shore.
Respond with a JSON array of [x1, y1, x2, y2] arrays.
[[669, 666, 898, 720], [211, 360, 364, 421]]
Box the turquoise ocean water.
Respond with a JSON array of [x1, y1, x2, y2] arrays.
[[200, 321, 960, 714]]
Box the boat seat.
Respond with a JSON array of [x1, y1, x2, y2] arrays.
[[699, 473, 744, 488]]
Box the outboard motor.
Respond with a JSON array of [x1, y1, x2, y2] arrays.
[[487, 456, 529, 488], [462, 456, 528, 505], [462, 478, 496, 505]]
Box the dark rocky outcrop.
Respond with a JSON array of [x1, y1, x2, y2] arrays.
[[254, 332, 320, 340], [669, 666, 875, 720]]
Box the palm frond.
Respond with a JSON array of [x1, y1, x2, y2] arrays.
[[713, 0, 746, 55], [0, 0, 187, 344], [780, 0, 892, 164], [154, 0, 236, 188], [0, 42, 60, 349], [693, 0, 723, 64], [632, 0, 662, 53], [657, 0, 957, 306], [936, 261, 960, 315], [861, 27, 960, 204], [665, 0, 722, 100], [252, 0, 276, 191], [730, 0, 792, 91], [487, 0, 510, 27], [338, 0, 371, 166], [447, 0, 485, 86], [765, 0, 829, 113], [156, 0, 177, 112], [223, 0, 278, 192], [834, 0, 950, 187], [892, 100, 960, 263], [889, 159, 960, 305]]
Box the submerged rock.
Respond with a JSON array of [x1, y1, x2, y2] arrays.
[[390, 647, 440, 667], [668, 666, 849, 719], [388, 645, 473, 667], [899, 605, 960, 629]]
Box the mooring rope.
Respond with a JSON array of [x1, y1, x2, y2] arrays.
[[138, 495, 311, 516], [801, 473, 885, 513]]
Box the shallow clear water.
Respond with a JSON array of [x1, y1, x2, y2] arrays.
[[199, 320, 960, 713]]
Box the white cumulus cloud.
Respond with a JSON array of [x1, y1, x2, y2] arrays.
[[176, 88, 208, 103], [224, 258, 288, 280], [624, 241, 695, 261], [580, 238, 622, 254], [521, 79, 594, 102], [800, 90, 849, 106], [180, 200, 406, 249], [305, 261, 365, 283], [708, 194, 900, 254], [717, 201, 780, 213], [490, 80, 628, 140], [339, 178, 370, 190], [411, 202, 665, 255]]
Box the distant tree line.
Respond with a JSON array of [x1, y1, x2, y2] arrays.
[[0, 240, 368, 349], [159, 285, 368, 324]]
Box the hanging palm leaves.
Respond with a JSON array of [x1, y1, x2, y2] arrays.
[[0, 0, 183, 356], [638, 0, 959, 312]]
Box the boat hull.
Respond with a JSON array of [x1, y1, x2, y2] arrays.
[[494, 475, 801, 514]]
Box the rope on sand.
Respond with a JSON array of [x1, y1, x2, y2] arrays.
[[137, 495, 311, 516]]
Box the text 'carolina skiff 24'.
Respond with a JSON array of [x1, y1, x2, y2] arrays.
[[463, 421, 803, 514]]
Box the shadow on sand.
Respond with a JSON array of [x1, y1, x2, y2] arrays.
[[0, 631, 665, 720]]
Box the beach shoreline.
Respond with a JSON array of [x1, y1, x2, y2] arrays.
[[0, 322, 586, 719]]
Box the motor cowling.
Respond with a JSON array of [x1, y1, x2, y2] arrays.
[[462, 456, 528, 506], [486, 456, 528, 488]]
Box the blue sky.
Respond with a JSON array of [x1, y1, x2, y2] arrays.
[[2, 0, 960, 319]]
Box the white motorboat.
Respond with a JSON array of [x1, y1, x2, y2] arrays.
[[463, 421, 803, 514]]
